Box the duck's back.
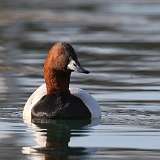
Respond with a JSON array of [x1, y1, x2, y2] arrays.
[[31, 93, 91, 119], [23, 83, 101, 122]]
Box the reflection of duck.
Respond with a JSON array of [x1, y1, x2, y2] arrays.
[[23, 42, 101, 122], [23, 119, 100, 160]]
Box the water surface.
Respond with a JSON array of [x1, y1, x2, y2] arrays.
[[1, 0, 160, 159]]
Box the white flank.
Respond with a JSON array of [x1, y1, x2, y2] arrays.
[[23, 83, 101, 123]]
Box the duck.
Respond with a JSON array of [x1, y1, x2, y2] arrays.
[[23, 42, 101, 122]]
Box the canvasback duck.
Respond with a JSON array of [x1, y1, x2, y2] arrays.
[[23, 42, 101, 121]]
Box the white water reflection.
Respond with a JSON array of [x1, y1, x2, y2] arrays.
[[22, 119, 100, 160]]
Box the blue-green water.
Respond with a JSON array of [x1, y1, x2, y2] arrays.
[[1, 0, 160, 159]]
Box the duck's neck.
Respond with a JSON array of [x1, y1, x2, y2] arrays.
[[44, 69, 71, 95]]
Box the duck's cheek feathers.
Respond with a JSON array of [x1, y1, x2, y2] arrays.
[[67, 59, 89, 74], [52, 55, 68, 70]]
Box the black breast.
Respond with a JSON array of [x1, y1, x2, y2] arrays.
[[31, 92, 91, 120]]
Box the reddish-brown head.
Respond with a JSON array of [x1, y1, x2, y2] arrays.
[[44, 42, 89, 95]]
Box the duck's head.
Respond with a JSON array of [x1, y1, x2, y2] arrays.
[[44, 42, 89, 74], [44, 42, 89, 94]]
